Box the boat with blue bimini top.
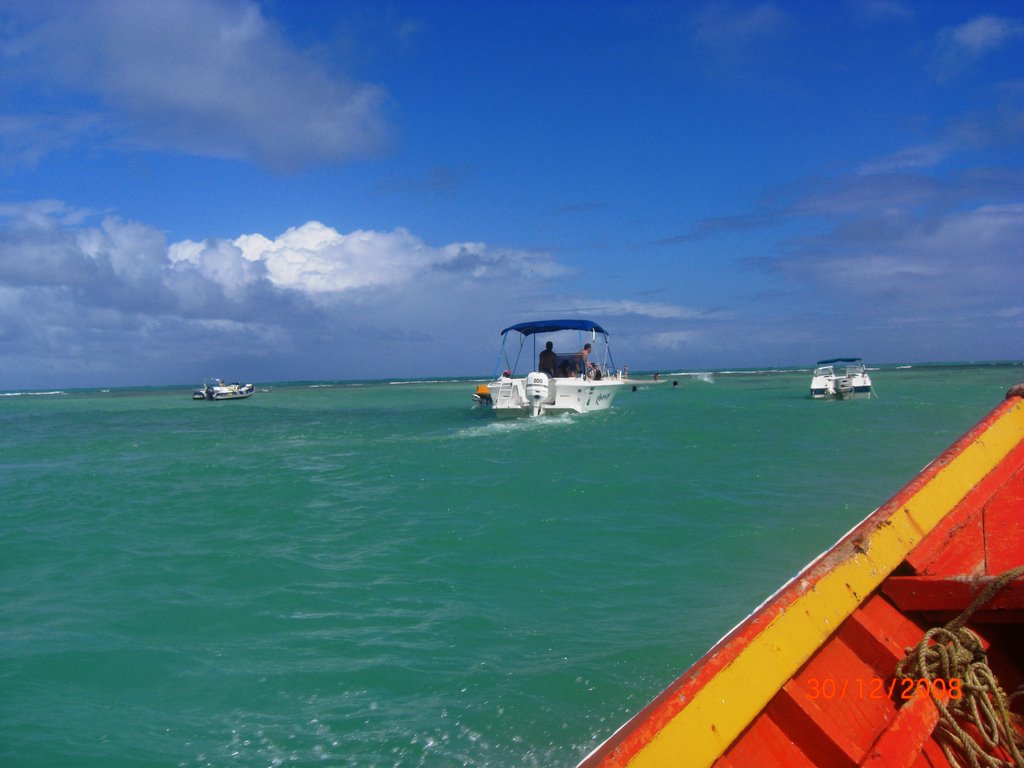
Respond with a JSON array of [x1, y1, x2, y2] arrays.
[[192, 378, 255, 401], [810, 358, 873, 399], [474, 319, 627, 416]]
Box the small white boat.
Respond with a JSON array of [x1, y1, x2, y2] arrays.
[[192, 379, 255, 401], [809, 358, 872, 399], [475, 319, 627, 416]]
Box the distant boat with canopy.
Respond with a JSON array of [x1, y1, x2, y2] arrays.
[[473, 319, 627, 416]]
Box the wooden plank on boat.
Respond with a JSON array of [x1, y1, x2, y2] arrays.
[[883, 576, 1024, 613], [859, 692, 942, 768]]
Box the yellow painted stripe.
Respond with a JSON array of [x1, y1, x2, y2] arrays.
[[626, 399, 1024, 767]]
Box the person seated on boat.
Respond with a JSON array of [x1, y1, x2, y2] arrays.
[[558, 359, 575, 378], [587, 361, 602, 380], [539, 341, 557, 376]]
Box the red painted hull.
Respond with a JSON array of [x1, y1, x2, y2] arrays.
[[581, 390, 1024, 768]]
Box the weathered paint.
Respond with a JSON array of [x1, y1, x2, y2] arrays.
[[581, 395, 1024, 768]]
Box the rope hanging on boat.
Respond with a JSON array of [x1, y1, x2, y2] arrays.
[[895, 565, 1024, 768]]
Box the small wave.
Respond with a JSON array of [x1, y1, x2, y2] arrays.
[[672, 371, 715, 383], [0, 390, 67, 397], [659, 371, 715, 383], [716, 368, 808, 375], [388, 379, 463, 385]]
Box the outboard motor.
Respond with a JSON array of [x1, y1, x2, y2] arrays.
[[525, 372, 551, 416], [834, 376, 853, 399]]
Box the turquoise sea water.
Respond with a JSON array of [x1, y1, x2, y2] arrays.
[[2, 363, 1022, 767]]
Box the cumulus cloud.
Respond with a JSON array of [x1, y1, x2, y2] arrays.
[[3, 187, 1017, 385], [0, 200, 743, 385], [0, 203, 578, 386], [170, 221, 567, 297], [0, 0, 390, 169]]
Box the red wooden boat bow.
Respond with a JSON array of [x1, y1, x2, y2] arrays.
[[579, 387, 1024, 768]]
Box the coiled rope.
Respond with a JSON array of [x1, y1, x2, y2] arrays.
[[895, 565, 1024, 768]]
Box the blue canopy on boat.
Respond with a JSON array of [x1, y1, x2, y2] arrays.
[[816, 357, 863, 365], [500, 319, 609, 337]]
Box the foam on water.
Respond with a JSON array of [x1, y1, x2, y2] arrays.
[[0, 390, 68, 397]]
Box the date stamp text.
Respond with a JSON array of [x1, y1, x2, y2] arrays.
[[805, 676, 962, 701]]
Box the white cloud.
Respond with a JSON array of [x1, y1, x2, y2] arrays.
[[856, 142, 953, 175], [779, 203, 1024, 314], [1, 205, 563, 311], [234, 222, 434, 293], [564, 299, 731, 321], [952, 15, 1024, 55], [0, 203, 577, 386], [932, 15, 1024, 81], [2, 193, 1018, 386], [169, 237, 266, 300], [1, 0, 390, 169], [224, 221, 563, 294]]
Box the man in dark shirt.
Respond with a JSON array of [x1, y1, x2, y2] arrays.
[[539, 341, 557, 376]]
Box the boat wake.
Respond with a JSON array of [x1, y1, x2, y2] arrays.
[[456, 412, 576, 439]]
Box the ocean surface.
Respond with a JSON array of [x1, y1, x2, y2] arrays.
[[2, 363, 1022, 768]]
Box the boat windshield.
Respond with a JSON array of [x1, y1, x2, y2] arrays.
[[814, 359, 865, 377]]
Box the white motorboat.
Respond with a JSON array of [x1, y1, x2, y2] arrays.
[[192, 379, 255, 401], [475, 319, 627, 416], [809, 358, 872, 399]]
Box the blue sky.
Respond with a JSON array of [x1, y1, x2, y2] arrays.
[[1, 0, 1022, 388]]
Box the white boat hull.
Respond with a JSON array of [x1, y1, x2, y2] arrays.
[[486, 373, 625, 416], [810, 371, 872, 399], [193, 381, 255, 401]]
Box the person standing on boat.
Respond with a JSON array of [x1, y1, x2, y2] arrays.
[[579, 343, 591, 375], [539, 341, 557, 376]]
